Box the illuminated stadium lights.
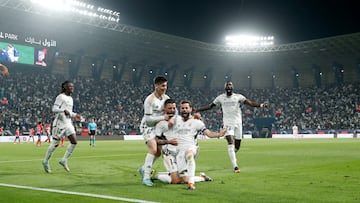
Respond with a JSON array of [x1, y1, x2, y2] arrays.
[[225, 35, 274, 47], [30, 0, 120, 22]]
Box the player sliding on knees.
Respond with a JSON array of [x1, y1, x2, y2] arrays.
[[154, 99, 225, 190]]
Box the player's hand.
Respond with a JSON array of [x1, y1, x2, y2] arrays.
[[168, 117, 175, 128], [193, 113, 202, 120], [219, 128, 226, 137], [74, 114, 83, 121], [167, 138, 178, 146], [261, 102, 269, 108]]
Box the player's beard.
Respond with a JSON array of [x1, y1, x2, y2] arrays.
[[181, 112, 190, 120], [226, 88, 232, 96]]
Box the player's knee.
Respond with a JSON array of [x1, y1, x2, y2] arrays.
[[226, 135, 234, 145], [155, 149, 162, 157], [185, 153, 194, 162]]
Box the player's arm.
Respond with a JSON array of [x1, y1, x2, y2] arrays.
[[156, 136, 178, 146], [52, 96, 66, 113], [244, 99, 268, 108], [193, 103, 216, 113], [203, 128, 226, 138]]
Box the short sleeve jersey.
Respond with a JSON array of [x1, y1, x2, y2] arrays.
[[141, 93, 170, 128], [52, 93, 74, 127], [213, 93, 246, 126]]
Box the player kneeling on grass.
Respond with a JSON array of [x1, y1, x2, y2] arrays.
[[42, 81, 82, 173], [154, 99, 226, 190]]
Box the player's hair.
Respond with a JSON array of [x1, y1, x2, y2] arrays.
[[154, 76, 167, 85], [164, 98, 176, 106], [61, 80, 72, 93], [181, 100, 192, 107]]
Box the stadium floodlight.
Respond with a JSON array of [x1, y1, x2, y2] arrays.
[[30, 0, 120, 23], [225, 35, 274, 47]]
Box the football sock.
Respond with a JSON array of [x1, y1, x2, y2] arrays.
[[44, 142, 57, 163], [156, 174, 172, 184], [62, 143, 76, 162], [228, 145, 238, 168], [143, 153, 155, 179], [186, 153, 195, 184], [194, 176, 205, 182]]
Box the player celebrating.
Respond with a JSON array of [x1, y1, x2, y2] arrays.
[[42, 81, 82, 173], [158, 100, 225, 190], [194, 81, 268, 173], [138, 76, 173, 186], [154, 99, 217, 188]]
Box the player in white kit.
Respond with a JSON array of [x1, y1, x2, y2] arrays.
[[156, 100, 226, 190], [194, 81, 268, 173], [138, 76, 173, 186], [154, 99, 214, 187], [42, 81, 82, 173]]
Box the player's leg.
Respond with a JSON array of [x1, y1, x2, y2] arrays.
[[36, 134, 42, 146], [225, 126, 239, 172], [59, 126, 77, 172], [141, 138, 158, 186], [234, 124, 243, 152], [43, 127, 62, 173], [185, 148, 197, 190], [233, 125, 243, 173], [89, 134, 93, 146], [156, 153, 182, 184], [92, 135, 96, 146]]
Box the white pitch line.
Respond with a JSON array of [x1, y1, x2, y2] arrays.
[[0, 183, 160, 203], [0, 154, 141, 164]]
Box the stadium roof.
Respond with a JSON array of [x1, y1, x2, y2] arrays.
[[1, 0, 359, 71]]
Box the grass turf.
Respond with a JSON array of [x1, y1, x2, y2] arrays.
[[0, 138, 359, 203]]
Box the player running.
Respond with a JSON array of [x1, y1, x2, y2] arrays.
[[194, 81, 268, 173]]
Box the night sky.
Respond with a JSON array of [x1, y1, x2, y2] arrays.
[[93, 0, 360, 44]]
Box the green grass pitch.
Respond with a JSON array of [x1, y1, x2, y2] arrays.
[[0, 138, 359, 203]]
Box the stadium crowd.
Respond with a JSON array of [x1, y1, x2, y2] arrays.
[[0, 70, 359, 136]]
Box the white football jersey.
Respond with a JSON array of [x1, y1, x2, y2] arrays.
[[172, 115, 206, 151], [140, 93, 170, 128], [155, 120, 177, 153], [52, 93, 75, 128], [213, 93, 246, 126]]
